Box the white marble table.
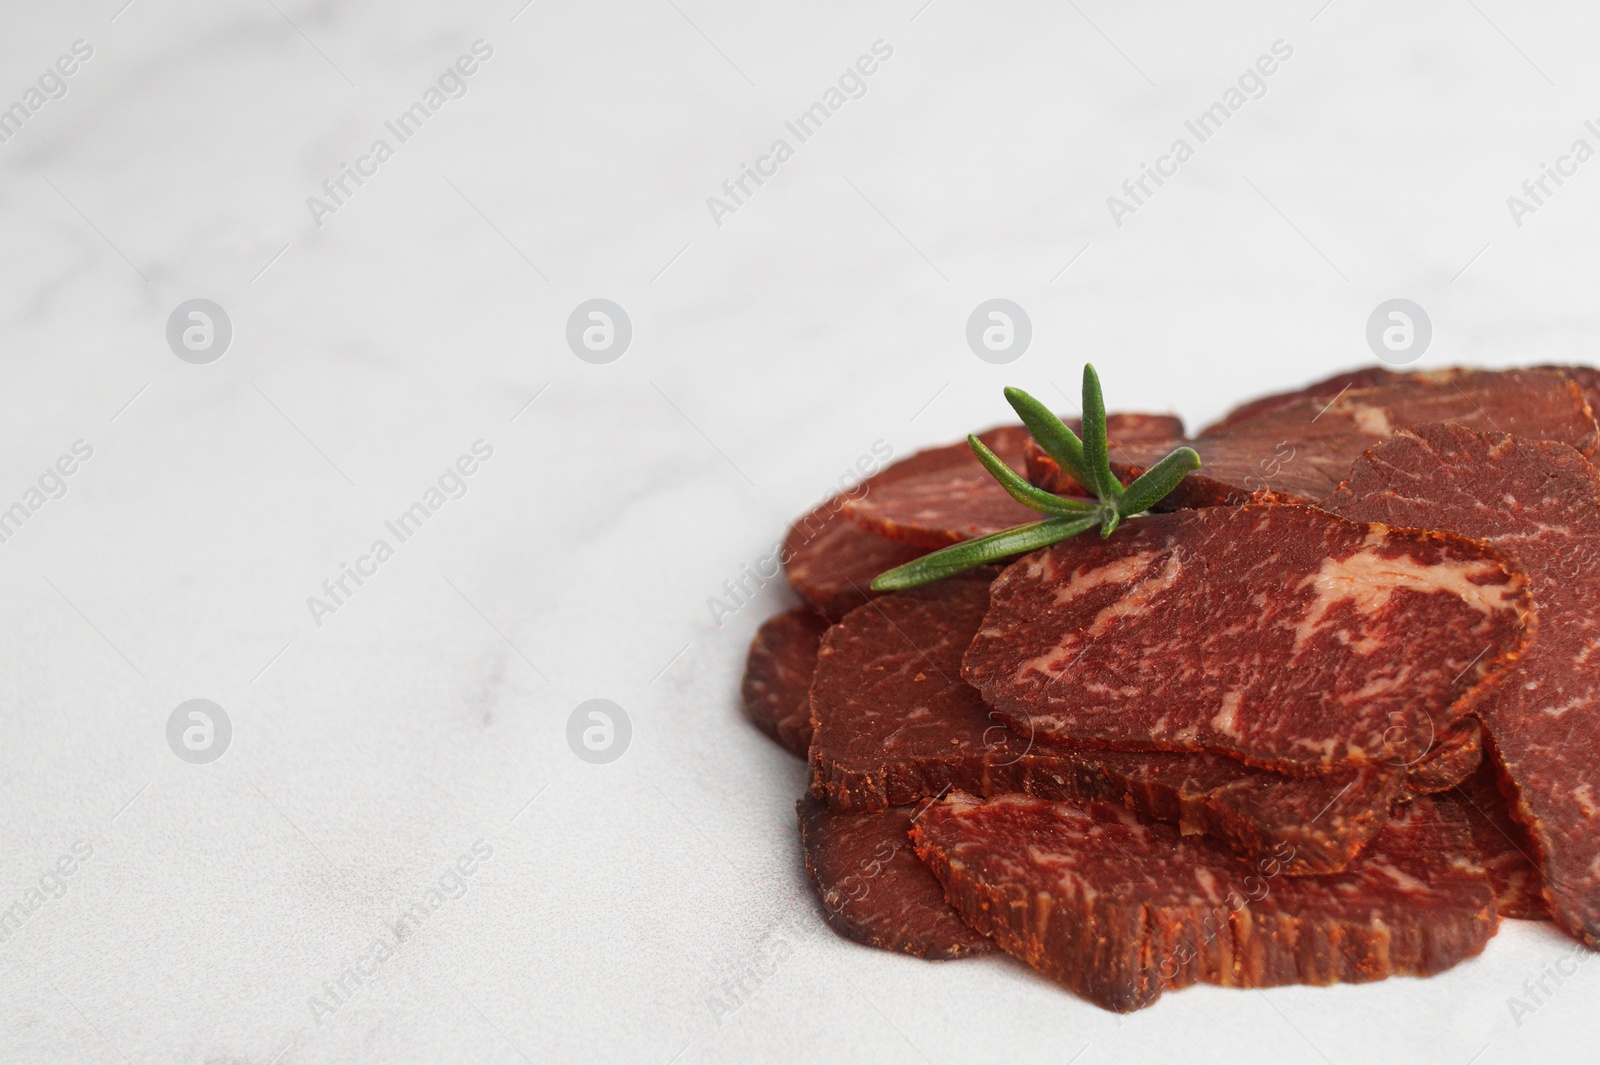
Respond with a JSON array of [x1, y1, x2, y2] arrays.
[[1, 1, 1598, 1062]]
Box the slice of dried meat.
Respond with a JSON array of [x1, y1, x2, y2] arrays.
[[1438, 762, 1548, 921], [783, 497, 925, 620], [742, 607, 831, 757], [1322, 422, 1600, 943], [810, 576, 1420, 873], [963, 504, 1532, 775], [910, 792, 1496, 1012], [1095, 756, 1401, 876], [797, 797, 992, 959], [1208, 364, 1600, 438], [1540, 363, 1600, 415], [1202, 366, 1403, 434], [808, 576, 1079, 811], [847, 416, 1185, 547], [1027, 368, 1599, 507], [841, 426, 1041, 548], [1400, 716, 1483, 797]]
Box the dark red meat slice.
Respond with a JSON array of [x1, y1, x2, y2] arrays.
[[910, 792, 1496, 1012], [1400, 717, 1483, 796], [797, 797, 992, 959], [1438, 762, 1548, 921], [810, 577, 1425, 873], [963, 504, 1532, 775], [808, 576, 1077, 812], [1100, 757, 1401, 876], [1208, 364, 1600, 437], [847, 416, 1185, 548], [1539, 363, 1600, 415], [1028, 433, 1345, 508], [1202, 367, 1403, 434], [741, 607, 831, 757], [842, 426, 1040, 548], [1027, 368, 1599, 507], [782, 498, 925, 620], [1322, 422, 1600, 943]]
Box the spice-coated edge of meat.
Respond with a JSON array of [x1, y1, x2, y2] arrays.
[[741, 607, 832, 757], [809, 576, 1429, 874], [1027, 368, 1599, 507], [783, 496, 926, 620], [1400, 716, 1484, 797], [797, 797, 993, 959], [910, 792, 1497, 1012], [963, 503, 1533, 775], [1323, 423, 1600, 943], [1438, 761, 1548, 921]]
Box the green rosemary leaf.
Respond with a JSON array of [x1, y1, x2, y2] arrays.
[[1079, 364, 1122, 504], [1118, 446, 1202, 517], [966, 435, 1098, 516], [869, 514, 1101, 591], [868, 369, 1200, 592], [1099, 507, 1121, 539], [1003, 386, 1092, 489]]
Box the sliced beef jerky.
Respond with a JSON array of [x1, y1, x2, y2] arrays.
[[1209, 364, 1600, 438], [1540, 363, 1600, 415], [797, 797, 993, 959], [1202, 366, 1403, 435], [809, 576, 1084, 810], [963, 504, 1532, 775], [810, 576, 1418, 873], [1400, 716, 1483, 797], [1030, 434, 1318, 511], [1322, 423, 1600, 943], [1093, 756, 1401, 876], [842, 426, 1041, 548], [849, 417, 1186, 547], [1027, 368, 1599, 507], [1028, 433, 1335, 508], [910, 792, 1496, 1012], [742, 607, 831, 757], [1439, 761, 1548, 921], [783, 497, 925, 620]]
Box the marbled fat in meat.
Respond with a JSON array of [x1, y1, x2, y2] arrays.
[[962, 504, 1532, 774], [910, 792, 1497, 1011]]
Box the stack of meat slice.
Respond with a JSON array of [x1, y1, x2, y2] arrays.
[[742, 365, 1600, 1011], [1026, 366, 1600, 507]]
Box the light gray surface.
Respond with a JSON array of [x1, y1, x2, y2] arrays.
[[1, 1, 1598, 1062]]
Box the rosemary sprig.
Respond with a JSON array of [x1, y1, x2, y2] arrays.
[[870, 365, 1200, 591]]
